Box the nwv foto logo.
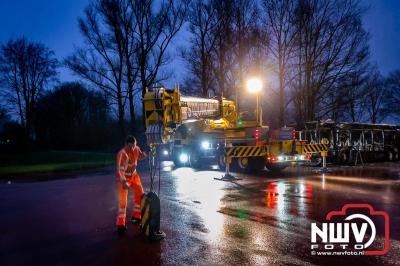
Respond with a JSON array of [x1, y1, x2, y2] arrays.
[[310, 204, 390, 255]]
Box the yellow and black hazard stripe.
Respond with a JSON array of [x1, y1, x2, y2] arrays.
[[303, 144, 329, 153], [140, 195, 151, 237], [225, 146, 267, 157]]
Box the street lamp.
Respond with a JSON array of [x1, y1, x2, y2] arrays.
[[246, 78, 262, 93], [246, 78, 263, 125]]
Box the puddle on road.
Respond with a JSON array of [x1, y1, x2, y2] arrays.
[[172, 168, 225, 243]]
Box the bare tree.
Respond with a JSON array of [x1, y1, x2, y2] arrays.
[[211, 0, 236, 98], [131, 0, 187, 96], [292, 0, 369, 125], [0, 37, 58, 141], [231, 0, 261, 108], [120, 0, 139, 125], [363, 69, 388, 123], [262, 0, 297, 126], [65, 0, 131, 135], [0, 106, 9, 126], [182, 0, 217, 97], [183, 0, 263, 100], [385, 70, 400, 120], [324, 72, 368, 122]]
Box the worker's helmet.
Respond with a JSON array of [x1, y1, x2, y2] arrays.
[[126, 135, 136, 145]]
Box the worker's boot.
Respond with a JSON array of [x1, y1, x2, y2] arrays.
[[150, 230, 166, 241], [130, 217, 141, 224], [117, 225, 127, 235]]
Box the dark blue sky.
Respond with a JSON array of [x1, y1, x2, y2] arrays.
[[0, 0, 399, 88]]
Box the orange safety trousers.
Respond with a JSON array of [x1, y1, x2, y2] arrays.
[[116, 173, 144, 226]]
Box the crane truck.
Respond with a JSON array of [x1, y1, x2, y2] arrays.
[[143, 85, 310, 173]]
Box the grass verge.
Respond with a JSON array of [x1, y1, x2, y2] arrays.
[[0, 150, 115, 177]]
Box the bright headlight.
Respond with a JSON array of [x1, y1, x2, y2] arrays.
[[201, 140, 210, 149], [277, 156, 284, 161], [163, 150, 169, 156], [179, 153, 189, 163]]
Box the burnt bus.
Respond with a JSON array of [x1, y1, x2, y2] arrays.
[[298, 120, 400, 164]]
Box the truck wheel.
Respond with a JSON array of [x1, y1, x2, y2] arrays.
[[217, 152, 226, 170], [190, 151, 201, 169], [309, 154, 322, 167], [266, 163, 286, 173], [236, 157, 250, 173], [248, 157, 265, 173]]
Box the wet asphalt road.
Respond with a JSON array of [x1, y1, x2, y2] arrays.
[[1, 162, 400, 266]]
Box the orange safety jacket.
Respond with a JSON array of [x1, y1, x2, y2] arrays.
[[116, 145, 146, 181]]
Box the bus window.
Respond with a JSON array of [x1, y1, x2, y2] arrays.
[[351, 130, 362, 147], [373, 130, 383, 145], [320, 129, 330, 143], [338, 130, 350, 147], [384, 131, 394, 146], [373, 130, 384, 151], [363, 131, 372, 150]]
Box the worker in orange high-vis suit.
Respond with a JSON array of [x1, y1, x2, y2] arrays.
[[116, 135, 147, 235]]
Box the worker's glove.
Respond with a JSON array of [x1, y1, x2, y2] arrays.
[[122, 180, 129, 190]]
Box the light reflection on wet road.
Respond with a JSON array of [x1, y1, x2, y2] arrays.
[[1, 162, 400, 265]]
